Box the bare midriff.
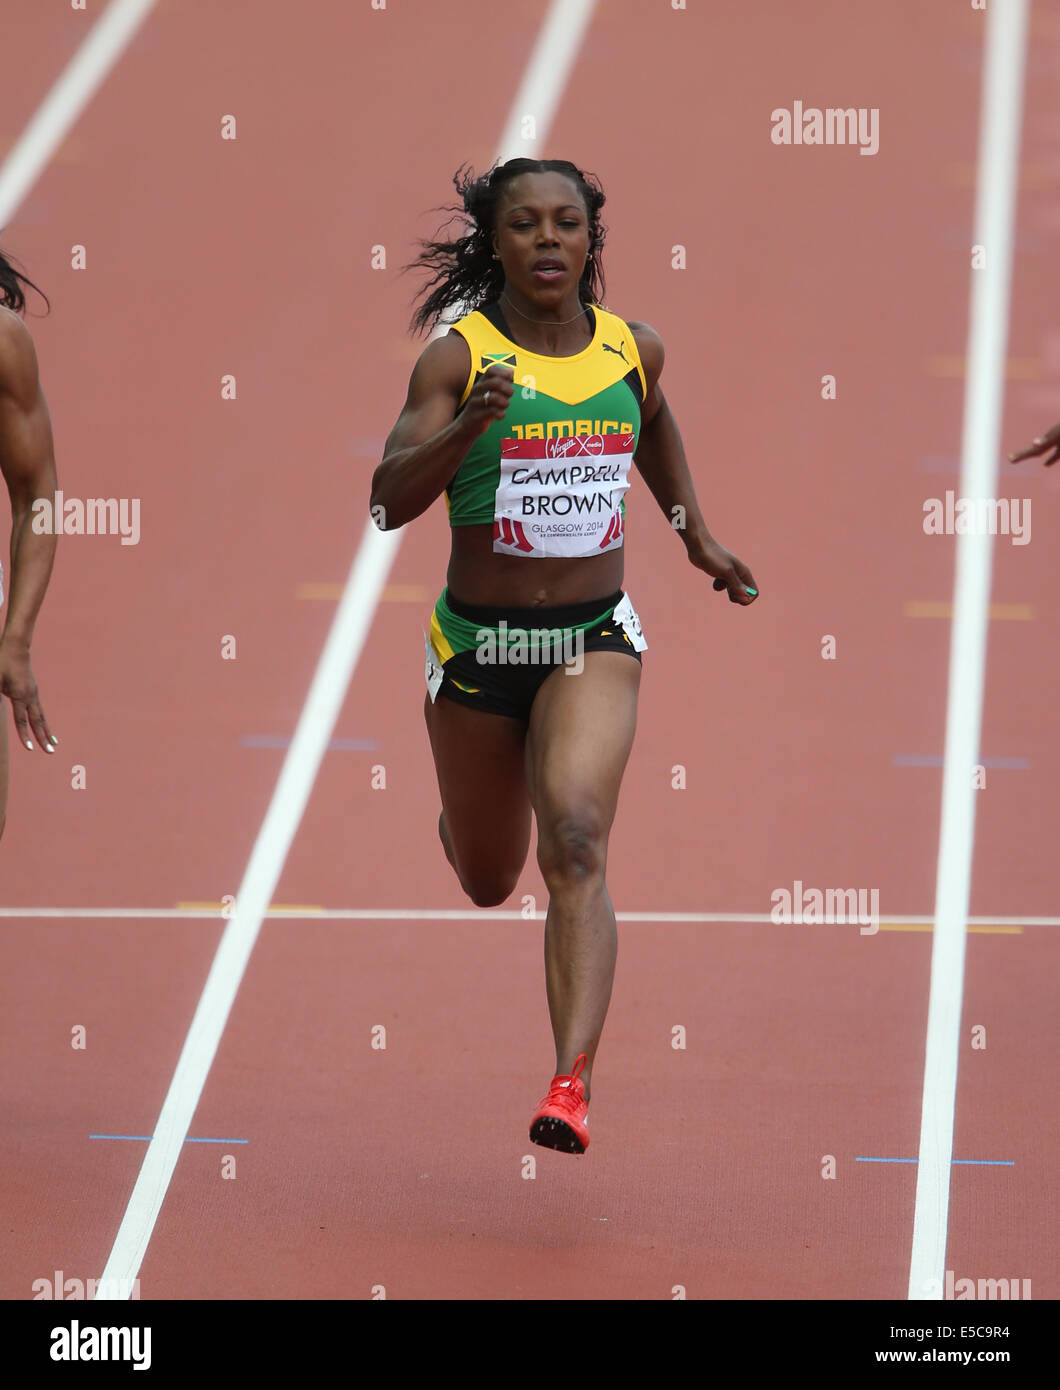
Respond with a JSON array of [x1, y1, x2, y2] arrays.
[[446, 523, 625, 607]]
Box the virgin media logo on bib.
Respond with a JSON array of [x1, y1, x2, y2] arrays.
[[545, 434, 605, 459], [494, 433, 634, 558]]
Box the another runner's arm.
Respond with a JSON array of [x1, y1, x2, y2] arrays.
[[0, 308, 58, 652], [630, 321, 758, 603], [370, 334, 514, 530], [1009, 422, 1060, 466]]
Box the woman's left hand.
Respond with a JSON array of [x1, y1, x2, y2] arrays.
[[689, 538, 759, 605], [0, 639, 56, 751]]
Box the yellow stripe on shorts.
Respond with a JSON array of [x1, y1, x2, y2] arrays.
[[429, 608, 456, 665]]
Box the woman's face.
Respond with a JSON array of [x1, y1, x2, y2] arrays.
[[492, 172, 590, 304]]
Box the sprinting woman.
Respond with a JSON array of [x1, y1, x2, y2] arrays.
[[371, 159, 758, 1153], [0, 248, 59, 841]]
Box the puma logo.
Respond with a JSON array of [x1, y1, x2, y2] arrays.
[[602, 341, 629, 364]]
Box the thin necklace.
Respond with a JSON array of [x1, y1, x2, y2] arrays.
[[500, 291, 588, 326]]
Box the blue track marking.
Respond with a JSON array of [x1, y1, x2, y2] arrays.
[[91, 1135, 248, 1144], [240, 735, 377, 751], [891, 754, 1029, 768], [856, 1156, 1014, 1165]]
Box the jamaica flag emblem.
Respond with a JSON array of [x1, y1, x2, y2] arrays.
[[480, 352, 517, 370]]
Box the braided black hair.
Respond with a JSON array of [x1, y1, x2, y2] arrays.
[[0, 243, 49, 316], [403, 158, 607, 338]]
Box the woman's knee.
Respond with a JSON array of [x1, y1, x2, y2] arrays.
[[462, 871, 521, 909], [438, 812, 526, 907], [537, 810, 607, 888]]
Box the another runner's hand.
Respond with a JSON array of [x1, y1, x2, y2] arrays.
[[0, 640, 56, 752], [1009, 423, 1060, 466], [689, 538, 759, 605], [464, 364, 515, 437]]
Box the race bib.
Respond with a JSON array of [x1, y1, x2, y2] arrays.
[[424, 630, 444, 702], [611, 593, 647, 652], [493, 433, 634, 558]]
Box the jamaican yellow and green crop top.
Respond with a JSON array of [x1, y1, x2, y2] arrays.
[[446, 300, 646, 558]]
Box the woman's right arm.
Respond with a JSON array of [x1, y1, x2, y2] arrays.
[[369, 333, 514, 530], [0, 307, 58, 752]]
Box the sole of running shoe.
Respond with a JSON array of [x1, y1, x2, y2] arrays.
[[529, 1115, 587, 1154]]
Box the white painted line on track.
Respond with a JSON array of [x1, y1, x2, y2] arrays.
[[0, 0, 161, 228], [95, 521, 398, 1298], [93, 0, 601, 1301], [494, 0, 597, 159], [2, 906, 1052, 924], [907, 0, 1030, 1303]]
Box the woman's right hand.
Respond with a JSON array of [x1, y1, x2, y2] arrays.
[[371, 337, 513, 530], [463, 364, 515, 437]]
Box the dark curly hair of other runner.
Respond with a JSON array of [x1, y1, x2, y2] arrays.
[[0, 244, 50, 316], [403, 159, 607, 338]]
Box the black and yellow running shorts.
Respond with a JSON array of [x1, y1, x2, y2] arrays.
[[424, 587, 645, 722]]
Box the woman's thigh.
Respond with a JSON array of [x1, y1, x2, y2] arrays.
[[424, 692, 533, 899], [524, 651, 641, 869]]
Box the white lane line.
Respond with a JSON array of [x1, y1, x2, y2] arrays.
[[93, 0, 601, 1301], [908, 0, 1030, 1303], [95, 521, 400, 1297], [0, 907, 1054, 924], [494, 0, 597, 158], [0, 0, 161, 228]]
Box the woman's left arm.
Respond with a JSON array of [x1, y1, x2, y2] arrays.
[[628, 322, 758, 605]]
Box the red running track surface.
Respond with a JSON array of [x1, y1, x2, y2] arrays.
[[0, 0, 1056, 1301]]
